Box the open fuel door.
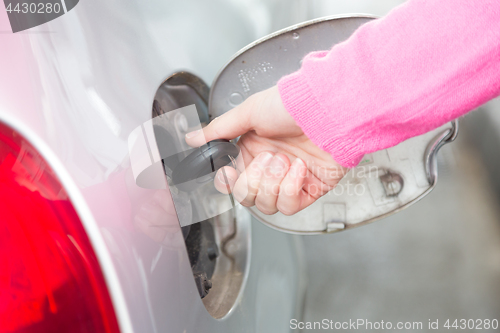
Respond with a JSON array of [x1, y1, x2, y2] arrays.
[[209, 15, 458, 234]]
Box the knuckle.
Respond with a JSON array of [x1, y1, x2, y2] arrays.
[[277, 204, 297, 216], [276, 196, 299, 216], [211, 124, 223, 139], [255, 200, 278, 215], [245, 93, 259, 106], [240, 201, 254, 207], [235, 194, 253, 207], [260, 208, 279, 215]]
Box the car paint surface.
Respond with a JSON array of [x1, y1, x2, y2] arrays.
[[0, 1, 307, 332]]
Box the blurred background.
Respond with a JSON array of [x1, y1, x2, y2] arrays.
[[277, 0, 500, 330]]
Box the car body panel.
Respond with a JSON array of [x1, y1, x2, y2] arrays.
[[0, 1, 306, 332]]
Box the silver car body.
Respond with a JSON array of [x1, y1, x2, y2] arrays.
[[0, 1, 309, 332]]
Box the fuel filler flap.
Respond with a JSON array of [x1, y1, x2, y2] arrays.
[[208, 15, 458, 234]]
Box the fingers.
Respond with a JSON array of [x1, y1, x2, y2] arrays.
[[214, 166, 238, 194], [212, 152, 334, 216], [276, 158, 308, 215], [254, 154, 290, 214], [212, 153, 311, 215], [185, 102, 252, 147], [232, 152, 274, 206]]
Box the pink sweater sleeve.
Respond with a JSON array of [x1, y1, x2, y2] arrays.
[[277, 0, 500, 168]]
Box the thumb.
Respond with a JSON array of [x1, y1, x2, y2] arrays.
[[185, 103, 252, 147]]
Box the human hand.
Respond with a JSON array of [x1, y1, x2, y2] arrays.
[[185, 86, 348, 215]]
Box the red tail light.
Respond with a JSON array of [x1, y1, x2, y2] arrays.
[[0, 122, 120, 333]]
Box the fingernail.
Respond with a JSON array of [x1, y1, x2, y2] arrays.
[[290, 158, 306, 177], [185, 129, 201, 139], [294, 158, 305, 168], [269, 156, 286, 176], [256, 152, 273, 164], [217, 170, 234, 185]]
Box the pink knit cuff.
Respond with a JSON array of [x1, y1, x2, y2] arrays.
[[277, 71, 364, 168]]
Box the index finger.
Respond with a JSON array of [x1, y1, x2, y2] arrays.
[[185, 100, 252, 147]]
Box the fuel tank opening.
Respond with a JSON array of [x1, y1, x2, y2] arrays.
[[151, 73, 252, 318]]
